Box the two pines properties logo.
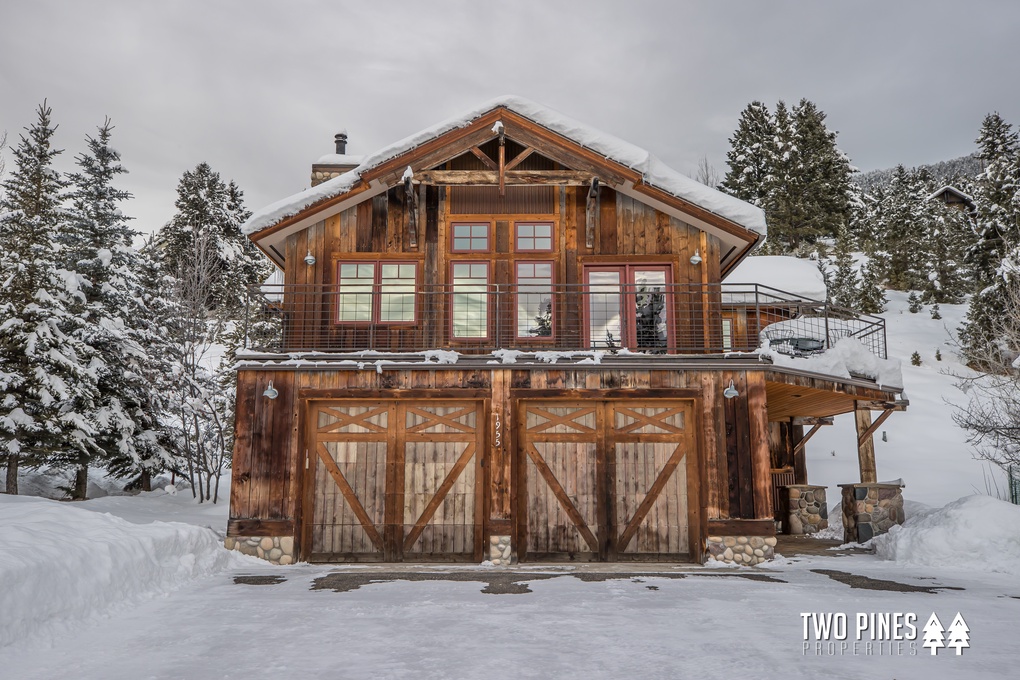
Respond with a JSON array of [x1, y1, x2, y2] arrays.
[[801, 611, 970, 656]]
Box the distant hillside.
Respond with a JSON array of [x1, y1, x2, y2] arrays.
[[855, 153, 984, 194]]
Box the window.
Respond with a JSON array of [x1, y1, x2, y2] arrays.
[[451, 223, 490, 252], [336, 261, 417, 324], [721, 318, 733, 351], [515, 222, 553, 251], [584, 265, 671, 351], [451, 262, 489, 339], [516, 262, 554, 339]]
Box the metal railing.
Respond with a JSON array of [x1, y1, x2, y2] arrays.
[[242, 282, 886, 359]]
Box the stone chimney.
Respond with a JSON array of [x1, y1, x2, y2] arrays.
[[311, 130, 363, 187]]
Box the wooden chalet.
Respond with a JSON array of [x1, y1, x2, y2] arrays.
[[226, 97, 905, 566]]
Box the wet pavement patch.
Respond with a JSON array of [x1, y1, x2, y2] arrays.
[[310, 571, 560, 595], [233, 574, 287, 586], [309, 570, 784, 595], [811, 569, 964, 594]]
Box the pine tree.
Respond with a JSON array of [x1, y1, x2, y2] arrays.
[[961, 113, 1020, 365], [58, 120, 172, 495], [722, 99, 855, 255], [721, 101, 775, 207], [0, 103, 99, 494], [882, 166, 929, 290], [156, 163, 270, 312], [857, 260, 888, 314], [829, 224, 859, 309], [908, 291, 922, 313]]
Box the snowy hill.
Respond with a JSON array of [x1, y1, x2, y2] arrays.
[[855, 153, 983, 194], [807, 290, 991, 507]]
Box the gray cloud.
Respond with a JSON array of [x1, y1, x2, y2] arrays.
[[2, 0, 1017, 234]]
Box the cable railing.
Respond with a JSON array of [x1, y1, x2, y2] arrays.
[[242, 282, 886, 359]]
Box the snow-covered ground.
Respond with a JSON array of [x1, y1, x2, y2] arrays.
[[2, 286, 1018, 678], [0, 496, 1017, 679], [808, 290, 995, 507]]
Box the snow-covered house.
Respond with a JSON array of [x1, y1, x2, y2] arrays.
[[228, 97, 905, 566]]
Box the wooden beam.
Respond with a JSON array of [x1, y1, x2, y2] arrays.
[[586, 178, 600, 249], [857, 408, 895, 448], [706, 518, 775, 537], [792, 416, 835, 426], [469, 146, 497, 171], [792, 423, 824, 457], [854, 408, 878, 483], [499, 115, 632, 186], [856, 399, 909, 412], [498, 135, 505, 197], [414, 170, 596, 186], [226, 519, 294, 537], [504, 146, 535, 171]]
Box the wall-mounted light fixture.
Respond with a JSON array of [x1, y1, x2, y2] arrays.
[[690, 249, 702, 266], [723, 380, 739, 399], [304, 250, 316, 266], [263, 381, 279, 399]]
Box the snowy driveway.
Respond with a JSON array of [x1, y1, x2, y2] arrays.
[[3, 556, 1017, 680]]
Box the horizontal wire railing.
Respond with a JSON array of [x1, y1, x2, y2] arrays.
[[242, 283, 886, 359]]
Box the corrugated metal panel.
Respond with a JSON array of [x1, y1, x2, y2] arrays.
[[449, 186, 555, 214]]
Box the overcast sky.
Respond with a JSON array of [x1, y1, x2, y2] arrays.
[[2, 0, 1018, 234]]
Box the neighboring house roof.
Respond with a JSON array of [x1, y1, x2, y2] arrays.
[[242, 96, 767, 271], [926, 185, 975, 207], [723, 255, 828, 302]]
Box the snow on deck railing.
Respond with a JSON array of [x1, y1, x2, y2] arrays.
[[241, 283, 886, 359]]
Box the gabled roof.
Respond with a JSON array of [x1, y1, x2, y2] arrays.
[[926, 185, 974, 204], [243, 96, 767, 269]]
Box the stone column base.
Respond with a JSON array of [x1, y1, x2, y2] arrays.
[[705, 536, 777, 565], [781, 485, 829, 535], [839, 483, 904, 543], [487, 535, 513, 566], [225, 535, 295, 565]]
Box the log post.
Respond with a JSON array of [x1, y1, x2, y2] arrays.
[[854, 404, 877, 483]]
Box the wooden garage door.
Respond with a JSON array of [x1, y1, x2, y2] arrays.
[[518, 400, 696, 561], [307, 400, 483, 562]]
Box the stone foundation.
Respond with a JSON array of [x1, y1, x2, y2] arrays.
[[487, 535, 513, 566], [781, 485, 829, 535], [839, 483, 905, 543], [705, 536, 777, 565], [225, 535, 296, 565]]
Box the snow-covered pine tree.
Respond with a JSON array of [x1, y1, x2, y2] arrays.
[[857, 260, 888, 314], [828, 224, 859, 310], [720, 101, 775, 207], [792, 99, 855, 243], [156, 163, 270, 312], [920, 196, 971, 304], [881, 166, 929, 290], [723, 99, 855, 256], [960, 113, 1020, 366], [58, 119, 172, 496], [0, 103, 99, 495]]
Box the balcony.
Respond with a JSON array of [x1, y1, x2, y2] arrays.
[[242, 283, 886, 359]]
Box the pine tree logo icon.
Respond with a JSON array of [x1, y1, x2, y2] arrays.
[[922, 612, 945, 655], [947, 613, 970, 655]]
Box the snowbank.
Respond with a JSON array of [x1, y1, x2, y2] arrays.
[[0, 494, 246, 648], [243, 95, 766, 237], [760, 336, 904, 389], [873, 494, 1020, 574]]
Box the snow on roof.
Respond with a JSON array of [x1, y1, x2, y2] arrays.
[[315, 153, 365, 166], [243, 95, 767, 237], [926, 185, 973, 203], [723, 255, 828, 301]]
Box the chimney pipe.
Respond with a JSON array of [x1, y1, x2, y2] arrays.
[[334, 131, 348, 155]]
